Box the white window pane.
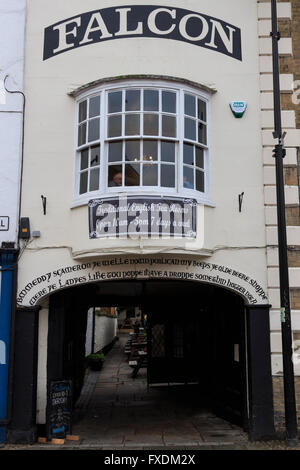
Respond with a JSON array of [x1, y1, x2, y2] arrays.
[[196, 147, 204, 168], [125, 140, 140, 162], [162, 91, 176, 114], [144, 90, 159, 111], [183, 143, 194, 165], [161, 141, 175, 162], [79, 100, 87, 123], [80, 149, 89, 170], [125, 90, 140, 111], [143, 140, 157, 162], [108, 115, 122, 137], [78, 123, 86, 146], [184, 94, 196, 117], [144, 114, 158, 135], [198, 123, 207, 145], [198, 99, 207, 122], [161, 164, 175, 188], [109, 141, 122, 162], [89, 168, 100, 191], [91, 145, 100, 166], [88, 118, 100, 142], [196, 169, 205, 192], [162, 115, 176, 137], [125, 114, 140, 135], [184, 118, 196, 141], [125, 163, 140, 186], [143, 164, 158, 186], [108, 91, 122, 113], [79, 171, 88, 194], [89, 96, 100, 118], [108, 165, 123, 187], [183, 166, 194, 189]]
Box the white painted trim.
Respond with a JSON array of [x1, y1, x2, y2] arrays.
[[260, 73, 294, 92], [262, 128, 300, 147], [261, 110, 296, 129], [259, 37, 293, 56], [258, 2, 292, 20], [263, 147, 297, 166], [270, 309, 300, 331], [266, 225, 300, 246], [264, 185, 299, 206], [268, 267, 300, 288]]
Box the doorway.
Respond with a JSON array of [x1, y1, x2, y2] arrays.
[[46, 280, 248, 433], [8, 279, 276, 444]]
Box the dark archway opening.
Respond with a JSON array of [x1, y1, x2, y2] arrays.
[[46, 280, 249, 438]]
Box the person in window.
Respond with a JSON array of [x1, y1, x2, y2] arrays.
[[184, 176, 194, 189], [108, 171, 122, 187]]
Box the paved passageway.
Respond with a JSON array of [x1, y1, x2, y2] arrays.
[[4, 333, 300, 450], [70, 334, 248, 449]]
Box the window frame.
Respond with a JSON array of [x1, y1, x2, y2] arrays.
[[72, 79, 212, 208]]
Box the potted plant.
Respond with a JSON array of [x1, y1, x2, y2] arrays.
[[87, 353, 105, 371]]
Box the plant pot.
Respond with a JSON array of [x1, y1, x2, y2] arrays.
[[89, 360, 103, 371]]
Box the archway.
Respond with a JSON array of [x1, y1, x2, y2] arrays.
[[8, 276, 275, 443], [41, 279, 274, 441]]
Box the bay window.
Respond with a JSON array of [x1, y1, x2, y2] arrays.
[[74, 80, 210, 205]]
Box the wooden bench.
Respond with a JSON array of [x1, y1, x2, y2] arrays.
[[131, 351, 147, 378]]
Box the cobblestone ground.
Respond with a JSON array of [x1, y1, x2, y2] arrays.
[[2, 334, 300, 451]]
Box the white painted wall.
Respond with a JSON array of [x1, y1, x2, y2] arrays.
[[85, 308, 93, 356], [93, 315, 117, 353], [18, 0, 269, 305], [86, 309, 117, 355], [0, 0, 26, 246]]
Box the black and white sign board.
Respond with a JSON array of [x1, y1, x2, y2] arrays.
[[46, 380, 72, 440], [88, 196, 197, 239]]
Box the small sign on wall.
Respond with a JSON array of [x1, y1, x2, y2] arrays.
[[230, 101, 247, 118], [0, 217, 9, 231]]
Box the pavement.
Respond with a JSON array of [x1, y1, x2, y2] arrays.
[[2, 333, 300, 451]]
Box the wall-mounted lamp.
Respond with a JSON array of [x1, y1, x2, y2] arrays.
[[238, 192, 244, 212], [41, 195, 47, 215]]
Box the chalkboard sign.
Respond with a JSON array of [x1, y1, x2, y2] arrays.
[[47, 380, 72, 439]]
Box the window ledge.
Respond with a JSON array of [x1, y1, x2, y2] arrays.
[[68, 75, 217, 98], [71, 191, 216, 209]]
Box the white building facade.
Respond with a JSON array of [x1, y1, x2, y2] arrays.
[[5, 0, 300, 443]]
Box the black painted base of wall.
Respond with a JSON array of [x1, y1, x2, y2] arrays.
[[246, 304, 276, 441], [7, 306, 40, 444], [6, 426, 37, 445]]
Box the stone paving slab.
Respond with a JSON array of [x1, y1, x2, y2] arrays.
[[4, 334, 300, 451], [69, 334, 253, 448]]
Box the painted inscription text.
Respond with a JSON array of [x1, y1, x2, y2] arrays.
[[17, 256, 267, 306]]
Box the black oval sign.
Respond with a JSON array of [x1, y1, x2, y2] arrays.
[[43, 5, 242, 61]]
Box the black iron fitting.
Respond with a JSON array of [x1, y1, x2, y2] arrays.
[[272, 144, 286, 159], [270, 31, 281, 40]]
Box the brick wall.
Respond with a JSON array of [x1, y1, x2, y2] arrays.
[[258, 0, 300, 432], [279, 0, 300, 228], [273, 376, 300, 432]]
